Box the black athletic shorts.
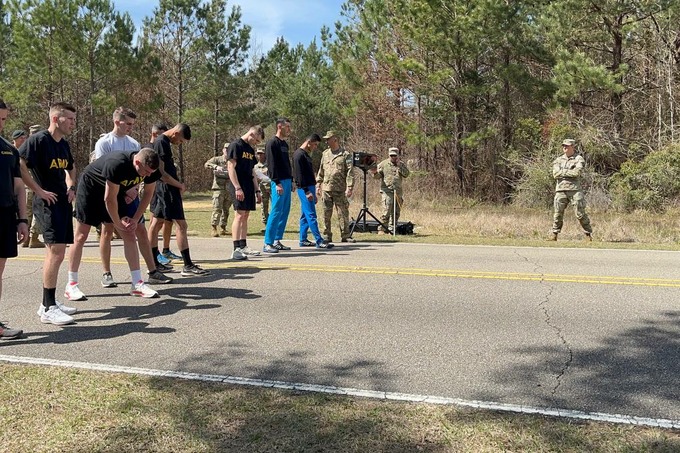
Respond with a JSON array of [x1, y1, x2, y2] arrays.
[[228, 182, 256, 211], [150, 183, 185, 220], [0, 206, 18, 259], [33, 197, 74, 244]]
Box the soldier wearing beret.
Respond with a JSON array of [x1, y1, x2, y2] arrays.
[[551, 139, 592, 241]]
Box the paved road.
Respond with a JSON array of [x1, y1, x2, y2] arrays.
[[1, 236, 679, 421]]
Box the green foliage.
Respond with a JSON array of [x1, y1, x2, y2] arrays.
[[610, 145, 680, 212]]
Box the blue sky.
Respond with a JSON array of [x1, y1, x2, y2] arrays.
[[112, 0, 346, 53]]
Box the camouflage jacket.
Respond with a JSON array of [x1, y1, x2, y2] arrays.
[[204, 155, 229, 190], [316, 147, 354, 192], [552, 153, 585, 192], [374, 158, 410, 193]]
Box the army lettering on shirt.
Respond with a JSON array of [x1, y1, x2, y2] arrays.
[[80, 150, 161, 197], [19, 129, 74, 197], [0, 137, 21, 209], [227, 138, 256, 189]]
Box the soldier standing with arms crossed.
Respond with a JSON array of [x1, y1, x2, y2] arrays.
[[372, 147, 410, 234], [204, 142, 232, 237], [316, 131, 355, 243], [551, 138, 593, 241]]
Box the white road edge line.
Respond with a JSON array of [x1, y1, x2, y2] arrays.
[[2, 354, 678, 430]]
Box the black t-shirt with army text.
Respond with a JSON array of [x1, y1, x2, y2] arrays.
[[19, 130, 74, 198], [227, 138, 256, 190], [0, 137, 21, 209], [80, 150, 161, 197]]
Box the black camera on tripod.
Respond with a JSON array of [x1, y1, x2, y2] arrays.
[[353, 151, 378, 171]]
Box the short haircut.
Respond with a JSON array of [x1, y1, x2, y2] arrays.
[[137, 147, 159, 170], [0, 98, 7, 110], [249, 125, 265, 140], [176, 123, 191, 140], [276, 117, 290, 128], [49, 102, 76, 117], [307, 133, 321, 143], [152, 123, 168, 134], [113, 107, 136, 121]]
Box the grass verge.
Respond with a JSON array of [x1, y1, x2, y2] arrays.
[[1, 364, 679, 452]]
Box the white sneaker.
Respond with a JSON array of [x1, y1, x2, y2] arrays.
[[37, 301, 77, 316], [231, 248, 247, 260], [64, 282, 87, 301], [56, 300, 77, 315], [130, 281, 159, 298], [240, 246, 261, 256], [39, 305, 74, 325]]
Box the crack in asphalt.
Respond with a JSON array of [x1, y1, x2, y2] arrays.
[[514, 251, 573, 397]]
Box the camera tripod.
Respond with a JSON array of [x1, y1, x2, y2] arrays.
[[349, 168, 389, 238]]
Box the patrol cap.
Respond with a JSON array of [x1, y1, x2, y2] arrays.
[[11, 130, 26, 140], [388, 147, 399, 156], [222, 142, 230, 149], [322, 130, 337, 139], [562, 139, 576, 146], [28, 124, 42, 134], [256, 147, 265, 154]]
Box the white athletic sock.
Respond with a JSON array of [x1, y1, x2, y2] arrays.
[[68, 271, 78, 284], [131, 269, 142, 284]]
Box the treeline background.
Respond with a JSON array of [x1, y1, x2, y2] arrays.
[[1, 0, 680, 212]]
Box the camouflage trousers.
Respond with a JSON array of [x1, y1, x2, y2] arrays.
[[26, 188, 39, 235], [260, 190, 270, 225], [321, 190, 350, 241], [552, 190, 592, 234], [211, 189, 232, 227], [380, 190, 403, 233]]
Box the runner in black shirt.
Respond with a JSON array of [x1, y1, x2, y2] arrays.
[[263, 118, 293, 253], [226, 125, 265, 260], [19, 102, 78, 325], [0, 99, 28, 339], [67, 149, 165, 299], [148, 123, 209, 276], [293, 134, 333, 249]]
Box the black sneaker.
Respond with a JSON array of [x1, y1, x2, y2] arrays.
[[156, 262, 174, 272], [341, 237, 356, 243], [316, 241, 334, 249], [148, 270, 173, 284], [0, 322, 23, 340], [181, 264, 210, 276], [299, 239, 315, 247], [273, 241, 291, 251]]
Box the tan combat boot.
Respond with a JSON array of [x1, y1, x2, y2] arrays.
[[550, 232, 558, 241], [585, 233, 592, 242], [28, 232, 45, 248], [211, 225, 219, 237], [220, 226, 228, 236]]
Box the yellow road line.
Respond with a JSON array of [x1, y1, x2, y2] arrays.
[[15, 255, 680, 287]]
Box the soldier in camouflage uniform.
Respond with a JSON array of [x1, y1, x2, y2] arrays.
[[372, 147, 410, 234], [315, 131, 355, 243], [204, 143, 232, 237], [551, 139, 592, 241], [254, 148, 270, 230]]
